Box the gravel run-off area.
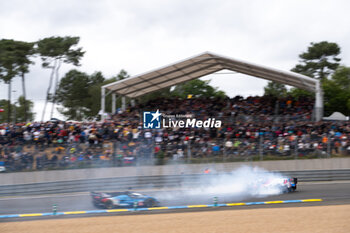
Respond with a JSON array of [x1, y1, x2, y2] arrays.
[[1, 205, 350, 233]]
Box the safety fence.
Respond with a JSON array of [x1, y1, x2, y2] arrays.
[[1, 169, 350, 197]]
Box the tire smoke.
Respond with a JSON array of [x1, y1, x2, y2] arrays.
[[155, 166, 287, 203]]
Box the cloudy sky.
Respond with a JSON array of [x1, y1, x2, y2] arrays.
[[1, 0, 350, 120]]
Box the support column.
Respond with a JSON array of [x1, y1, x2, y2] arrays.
[[112, 93, 116, 114], [131, 99, 135, 107], [122, 96, 126, 111], [315, 80, 323, 122], [101, 87, 106, 121]]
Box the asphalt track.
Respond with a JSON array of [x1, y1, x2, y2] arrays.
[[1, 181, 350, 221]]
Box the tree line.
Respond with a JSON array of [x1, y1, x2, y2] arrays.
[[55, 70, 225, 121], [0, 36, 84, 123], [265, 41, 350, 116], [1, 37, 349, 122]]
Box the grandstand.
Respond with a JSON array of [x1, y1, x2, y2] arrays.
[[101, 52, 323, 121], [1, 52, 350, 173]]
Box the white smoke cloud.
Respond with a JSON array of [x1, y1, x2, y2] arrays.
[[155, 166, 288, 204]]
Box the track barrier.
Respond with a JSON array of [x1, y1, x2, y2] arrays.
[[0, 169, 349, 197], [0, 198, 323, 219]]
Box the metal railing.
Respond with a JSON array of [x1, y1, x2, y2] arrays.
[[1, 169, 350, 196]]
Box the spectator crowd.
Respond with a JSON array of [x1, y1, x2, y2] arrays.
[[1, 95, 350, 172]]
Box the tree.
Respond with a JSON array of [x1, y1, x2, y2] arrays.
[[90, 69, 133, 115], [55, 69, 131, 120], [0, 99, 9, 123], [171, 79, 226, 99], [0, 39, 35, 123], [331, 66, 350, 89], [292, 41, 341, 80], [322, 66, 350, 116], [112, 69, 129, 81], [136, 88, 172, 104], [0, 96, 34, 123], [87, 72, 111, 117], [12, 41, 35, 121], [55, 70, 92, 120], [263, 81, 287, 97], [36, 36, 85, 121], [0, 39, 20, 122], [287, 88, 313, 99], [13, 96, 35, 123]]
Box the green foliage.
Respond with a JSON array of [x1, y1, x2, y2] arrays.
[[171, 79, 226, 99], [136, 88, 172, 104], [289, 41, 350, 116], [0, 99, 8, 122], [112, 69, 129, 81], [56, 70, 97, 120], [0, 39, 19, 83], [36, 36, 85, 67], [322, 66, 350, 116], [287, 88, 313, 99], [263, 81, 287, 97], [0, 39, 35, 77], [56, 69, 130, 120], [331, 66, 350, 89], [136, 79, 226, 104], [0, 39, 35, 122], [36, 36, 85, 121], [0, 96, 34, 123], [292, 41, 341, 80], [15, 96, 35, 122]]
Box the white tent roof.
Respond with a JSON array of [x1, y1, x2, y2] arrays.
[[323, 112, 349, 121], [103, 52, 318, 98]]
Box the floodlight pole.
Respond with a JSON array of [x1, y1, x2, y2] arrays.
[[315, 80, 323, 122]]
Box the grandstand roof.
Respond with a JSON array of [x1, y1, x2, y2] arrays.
[[103, 52, 317, 98]]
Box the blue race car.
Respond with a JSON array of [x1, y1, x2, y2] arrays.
[[91, 191, 160, 209]]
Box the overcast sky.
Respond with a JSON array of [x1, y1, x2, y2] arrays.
[[1, 0, 350, 120]]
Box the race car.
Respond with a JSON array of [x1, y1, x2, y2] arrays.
[[91, 191, 160, 209], [260, 177, 298, 193], [283, 177, 298, 192]]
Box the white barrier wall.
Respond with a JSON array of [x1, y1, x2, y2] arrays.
[[1, 158, 350, 185]]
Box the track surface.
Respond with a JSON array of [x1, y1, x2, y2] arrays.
[[1, 181, 350, 217]]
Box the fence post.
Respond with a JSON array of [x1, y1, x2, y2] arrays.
[[53, 204, 57, 215], [213, 196, 218, 207], [223, 142, 226, 163], [294, 136, 298, 159], [187, 139, 191, 163], [327, 134, 331, 158], [259, 134, 263, 161], [151, 133, 155, 165]]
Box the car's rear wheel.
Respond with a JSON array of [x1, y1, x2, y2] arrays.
[[145, 199, 155, 207], [105, 200, 114, 209], [93, 201, 101, 208]]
